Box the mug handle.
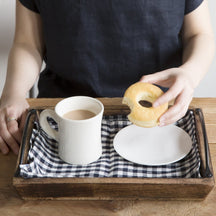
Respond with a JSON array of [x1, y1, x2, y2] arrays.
[[39, 109, 58, 140]]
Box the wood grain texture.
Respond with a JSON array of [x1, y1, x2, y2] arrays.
[[1, 98, 216, 215]]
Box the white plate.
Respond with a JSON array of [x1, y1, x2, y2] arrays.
[[113, 124, 192, 166]]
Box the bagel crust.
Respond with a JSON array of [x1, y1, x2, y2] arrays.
[[122, 82, 168, 127]]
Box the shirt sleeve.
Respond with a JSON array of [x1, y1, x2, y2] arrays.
[[19, 0, 40, 13], [185, 0, 203, 15]]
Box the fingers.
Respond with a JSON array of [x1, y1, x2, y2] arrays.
[[0, 120, 20, 155], [0, 136, 9, 155], [140, 69, 174, 87], [154, 76, 193, 126], [0, 98, 29, 155], [0, 112, 21, 155], [159, 90, 193, 126], [153, 79, 181, 107], [141, 72, 186, 126], [140, 68, 194, 126], [140, 71, 167, 84]]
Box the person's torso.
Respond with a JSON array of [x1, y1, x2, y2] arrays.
[[35, 0, 185, 97]]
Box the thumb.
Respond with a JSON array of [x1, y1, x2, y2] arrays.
[[140, 71, 168, 84]]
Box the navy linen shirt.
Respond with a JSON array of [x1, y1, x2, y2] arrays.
[[19, 0, 203, 97]]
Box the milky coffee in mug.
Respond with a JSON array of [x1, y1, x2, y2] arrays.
[[63, 109, 96, 120]]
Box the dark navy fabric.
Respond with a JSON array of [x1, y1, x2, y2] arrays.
[[19, 0, 203, 97]]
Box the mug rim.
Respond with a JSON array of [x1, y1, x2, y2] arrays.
[[55, 96, 104, 122]]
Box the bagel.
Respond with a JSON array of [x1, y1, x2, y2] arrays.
[[122, 82, 168, 127]]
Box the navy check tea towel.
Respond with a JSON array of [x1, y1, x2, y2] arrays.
[[19, 111, 200, 178]]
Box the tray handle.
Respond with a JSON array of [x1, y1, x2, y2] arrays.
[[14, 109, 38, 177], [195, 108, 213, 178]]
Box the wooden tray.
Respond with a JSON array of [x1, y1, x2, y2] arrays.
[[13, 99, 214, 200]]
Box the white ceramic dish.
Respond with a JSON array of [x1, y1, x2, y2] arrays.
[[113, 124, 192, 166]]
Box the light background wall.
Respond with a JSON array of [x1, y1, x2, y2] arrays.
[[0, 0, 216, 97], [0, 0, 15, 96]]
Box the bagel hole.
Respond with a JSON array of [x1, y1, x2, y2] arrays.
[[139, 100, 152, 108]]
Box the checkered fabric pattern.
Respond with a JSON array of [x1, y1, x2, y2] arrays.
[[19, 111, 200, 178]]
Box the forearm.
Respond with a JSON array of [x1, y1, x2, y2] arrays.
[[180, 33, 215, 88], [1, 42, 43, 100], [0, 1, 44, 155]]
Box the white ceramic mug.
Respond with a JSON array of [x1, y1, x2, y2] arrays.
[[39, 96, 104, 165]]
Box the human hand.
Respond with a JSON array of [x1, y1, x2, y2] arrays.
[[0, 96, 29, 155], [140, 67, 194, 126]]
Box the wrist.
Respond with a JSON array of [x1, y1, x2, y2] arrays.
[[179, 64, 202, 89], [2, 83, 29, 98], [1, 90, 27, 104]]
